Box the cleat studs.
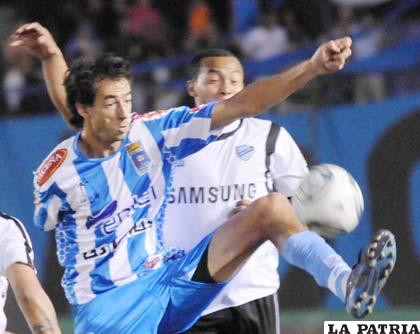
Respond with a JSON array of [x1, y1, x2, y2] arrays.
[[380, 251, 386, 259], [369, 251, 376, 259], [381, 270, 389, 279], [367, 305, 373, 314], [354, 302, 361, 310], [368, 259, 377, 268], [370, 296, 376, 305], [360, 292, 368, 300], [370, 242, 378, 250]]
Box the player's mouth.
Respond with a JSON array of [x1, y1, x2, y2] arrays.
[[119, 120, 130, 130]]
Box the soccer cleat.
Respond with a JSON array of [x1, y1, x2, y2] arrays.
[[345, 229, 396, 318]]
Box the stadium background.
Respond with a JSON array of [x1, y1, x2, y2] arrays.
[[0, 0, 419, 332]]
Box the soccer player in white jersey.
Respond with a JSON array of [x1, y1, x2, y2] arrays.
[[164, 49, 309, 334], [11, 23, 396, 333], [0, 211, 61, 334]]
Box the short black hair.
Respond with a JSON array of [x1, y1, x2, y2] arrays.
[[64, 54, 133, 128], [188, 49, 239, 79]]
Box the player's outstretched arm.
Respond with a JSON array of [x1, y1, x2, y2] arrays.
[[9, 22, 76, 131], [211, 38, 352, 129], [7, 263, 61, 334]]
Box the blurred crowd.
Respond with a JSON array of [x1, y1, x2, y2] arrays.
[[0, 0, 419, 117]]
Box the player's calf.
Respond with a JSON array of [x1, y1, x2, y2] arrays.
[[345, 229, 396, 318]]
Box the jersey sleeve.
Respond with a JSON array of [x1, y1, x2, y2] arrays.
[[270, 127, 309, 197], [0, 215, 34, 276], [140, 102, 221, 160], [33, 147, 69, 231], [33, 183, 61, 231]]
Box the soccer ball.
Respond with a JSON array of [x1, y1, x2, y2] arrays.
[[291, 164, 364, 239]]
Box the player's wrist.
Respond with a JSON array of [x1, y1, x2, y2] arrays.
[[303, 58, 323, 79], [41, 46, 62, 61]]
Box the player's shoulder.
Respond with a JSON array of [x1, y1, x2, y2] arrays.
[[131, 104, 212, 123], [242, 117, 281, 131], [242, 118, 299, 147], [131, 109, 173, 122], [34, 137, 74, 189], [0, 211, 26, 238]]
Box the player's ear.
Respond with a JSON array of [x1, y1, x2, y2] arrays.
[[187, 80, 197, 98], [75, 102, 89, 119]]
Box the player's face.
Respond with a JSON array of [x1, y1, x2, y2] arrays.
[[189, 56, 245, 105], [83, 77, 132, 145]]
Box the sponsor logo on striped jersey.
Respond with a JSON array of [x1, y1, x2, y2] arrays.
[[36, 148, 68, 186]]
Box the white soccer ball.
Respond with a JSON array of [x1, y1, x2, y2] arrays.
[[291, 164, 364, 239]]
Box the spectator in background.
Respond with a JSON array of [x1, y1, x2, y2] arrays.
[[120, 0, 168, 54], [388, 9, 420, 96], [328, 6, 385, 104], [317, 5, 356, 105], [2, 57, 25, 114], [64, 20, 102, 61], [189, 0, 211, 42], [185, 0, 221, 51], [2, 44, 38, 115], [240, 12, 289, 60], [281, 9, 311, 49], [351, 13, 385, 103], [230, 0, 259, 36], [86, 0, 122, 43]]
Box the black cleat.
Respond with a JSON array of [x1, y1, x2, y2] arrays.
[[345, 229, 396, 318]]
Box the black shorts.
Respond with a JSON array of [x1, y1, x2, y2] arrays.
[[185, 292, 280, 334]]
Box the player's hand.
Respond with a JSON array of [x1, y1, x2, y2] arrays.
[[230, 199, 253, 216], [310, 37, 352, 75], [9, 22, 60, 60]]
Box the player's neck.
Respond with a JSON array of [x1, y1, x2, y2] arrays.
[[78, 130, 122, 158]]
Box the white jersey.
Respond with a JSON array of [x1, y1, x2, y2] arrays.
[[163, 118, 308, 314], [33, 103, 220, 305], [0, 212, 35, 332]]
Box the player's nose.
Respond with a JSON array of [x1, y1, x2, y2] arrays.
[[220, 80, 233, 96], [116, 101, 130, 118]]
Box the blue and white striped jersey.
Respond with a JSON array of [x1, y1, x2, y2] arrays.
[[33, 103, 218, 305]]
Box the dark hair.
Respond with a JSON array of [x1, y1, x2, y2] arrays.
[[188, 49, 239, 79], [64, 54, 133, 128]]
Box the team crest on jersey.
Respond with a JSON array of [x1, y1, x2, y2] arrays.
[[36, 148, 68, 186], [235, 145, 254, 161], [126, 141, 151, 175]]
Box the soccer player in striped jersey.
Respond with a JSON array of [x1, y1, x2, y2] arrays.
[[0, 212, 61, 334], [11, 23, 396, 333]]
